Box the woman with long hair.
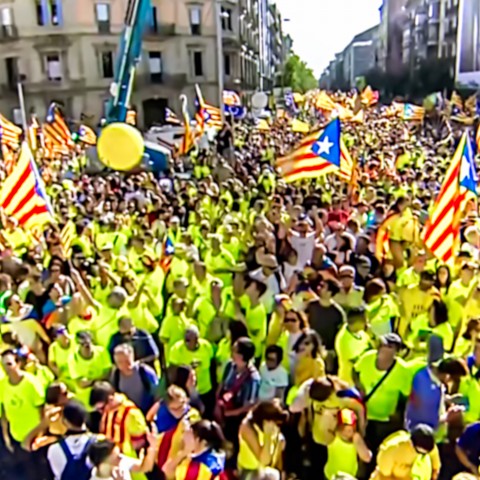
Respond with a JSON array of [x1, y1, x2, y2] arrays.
[[237, 400, 288, 479], [286, 329, 325, 405], [162, 420, 226, 480]]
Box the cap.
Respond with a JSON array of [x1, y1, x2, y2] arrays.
[[100, 243, 113, 251], [339, 266, 355, 278], [379, 333, 402, 349], [461, 261, 477, 271]]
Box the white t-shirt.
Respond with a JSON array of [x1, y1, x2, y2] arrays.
[[47, 433, 93, 480], [258, 363, 289, 400], [289, 231, 316, 269], [249, 268, 287, 313]]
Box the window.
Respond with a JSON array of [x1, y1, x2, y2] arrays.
[[4, 57, 17, 88], [221, 7, 232, 31], [148, 51, 162, 83], [193, 51, 203, 76], [36, 0, 48, 26], [100, 51, 114, 78], [50, 0, 63, 26], [95, 3, 110, 33], [1, 8, 12, 26], [46, 54, 62, 81], [224, 53, 231, 76], [150, 6, 158, 32], [189, 7, 201, 35]]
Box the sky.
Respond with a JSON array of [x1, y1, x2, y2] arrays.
[[275, 0, 382, 77]]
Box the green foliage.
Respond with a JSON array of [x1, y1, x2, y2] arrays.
[[281, 53, 318, 93]]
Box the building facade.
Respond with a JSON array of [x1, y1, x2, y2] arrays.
[[318, 26, 378, 90], [0, 0, 287, 128]]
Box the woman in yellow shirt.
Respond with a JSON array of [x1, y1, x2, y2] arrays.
[[286, 329, 325, 405], [237, 400, 288, 475]]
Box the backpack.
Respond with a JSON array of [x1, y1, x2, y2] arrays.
[[59, 436, 94, 480], [112, 363, 152, 395]]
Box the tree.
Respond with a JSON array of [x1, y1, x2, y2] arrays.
[[280, 53, 318, 93]]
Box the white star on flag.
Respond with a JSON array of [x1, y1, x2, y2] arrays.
[[315, 136, 334, 155]]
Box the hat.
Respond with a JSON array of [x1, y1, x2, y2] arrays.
[[100, 242, 113, 251], [461, 261, 477, 271], [339, 266, 355, 278], [379, 333, 402, 349]]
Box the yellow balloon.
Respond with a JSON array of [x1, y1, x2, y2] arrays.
[[97, 123, 144, 171]]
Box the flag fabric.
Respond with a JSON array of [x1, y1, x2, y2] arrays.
[[179, 98, 195, 156], [465, 94, 477, 116], [165, 107, 182, 125], [315, 91, 337, 112], [0, 142, 54, 229], [402, 104, 425, 122], [276, 119, 343, 183], [159, 236, 174, 272], [350, 109, 365, 124], [223, 90, 241, 106], [126, 109, 137, 126], [339, 139, 354, 182], [174, 450, 226, 480], [361, 86, 379, 107], [290, 119, 309, 133], [77, 125, 97, 145], [28, 115, 41, 151], [0, 114, 22, 150], [61, 220, 76, 257], [476, 124, 480, 151], [422, 132, 477, 263], [451, 91, 463, 115], [255, 119, 270, 132], [195, 84, 222, 133], [43, 103, 74, 155]]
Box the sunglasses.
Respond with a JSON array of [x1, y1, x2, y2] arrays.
[[284, 317, 298, 323], [266, 356, 277, 362]]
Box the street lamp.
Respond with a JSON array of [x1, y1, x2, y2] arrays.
[[215, 0, 229, 122]]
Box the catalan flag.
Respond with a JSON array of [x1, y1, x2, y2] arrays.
[[361, 86, 379, 107], [276, 118, 344, 183], [0, 142, 54, 229], [422, 132, 477, 263], [77, 124, 97, 145], [61, 220, 76, 257], [223, 90, 241, 106], [43, 103, 74, 155], [195, 84, 222, 133], [451, 91, 463, 115], [0, 114, 22, 149], [402, 104, 425, 122], [315, 91, 337, 112], [159, 235, 174, 272], [175, 450, 226, 480], [165, 107, 181, 125], [28, 115, 41, 151], [179, 97, 195, 156], [339, 140, 354, 182]]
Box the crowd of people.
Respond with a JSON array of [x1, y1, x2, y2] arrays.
[[0, 97, 480, 480]]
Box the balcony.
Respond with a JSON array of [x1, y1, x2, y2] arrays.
[[22, 77, 87, 94], [134, 72, 188, 89], [144, 23, 177, 39], [0, 25, 18, 42]]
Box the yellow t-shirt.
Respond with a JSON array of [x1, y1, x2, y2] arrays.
[[92, 305, 129, 348], [68, 346, 112, 407], [335, 325, 372, 384], [48, 340, 75, 380], [0, 372, 45, 442], [246, 303, 267, 358], [169, 339, 214, 395], [354, 350, 411, 421], [159, 313, 193, 361]]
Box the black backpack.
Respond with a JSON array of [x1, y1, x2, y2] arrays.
[[58, 436, 94, 480]]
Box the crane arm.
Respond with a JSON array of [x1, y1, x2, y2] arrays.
[[106, 0, 151, 124]]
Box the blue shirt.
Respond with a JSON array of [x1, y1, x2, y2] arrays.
[[458, 422, 480, 467], [405, 366, 443, 431]]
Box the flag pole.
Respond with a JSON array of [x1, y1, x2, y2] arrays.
[[17, 78, 29, 146]]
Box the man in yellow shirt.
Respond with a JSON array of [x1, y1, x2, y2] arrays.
[[370, 425, 440, 480], [335, 307, 372, 384]]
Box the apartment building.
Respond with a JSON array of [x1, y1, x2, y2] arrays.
[[0, 0, 286, 128]]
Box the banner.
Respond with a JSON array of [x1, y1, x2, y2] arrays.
[[456, 0, 480, 87]]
